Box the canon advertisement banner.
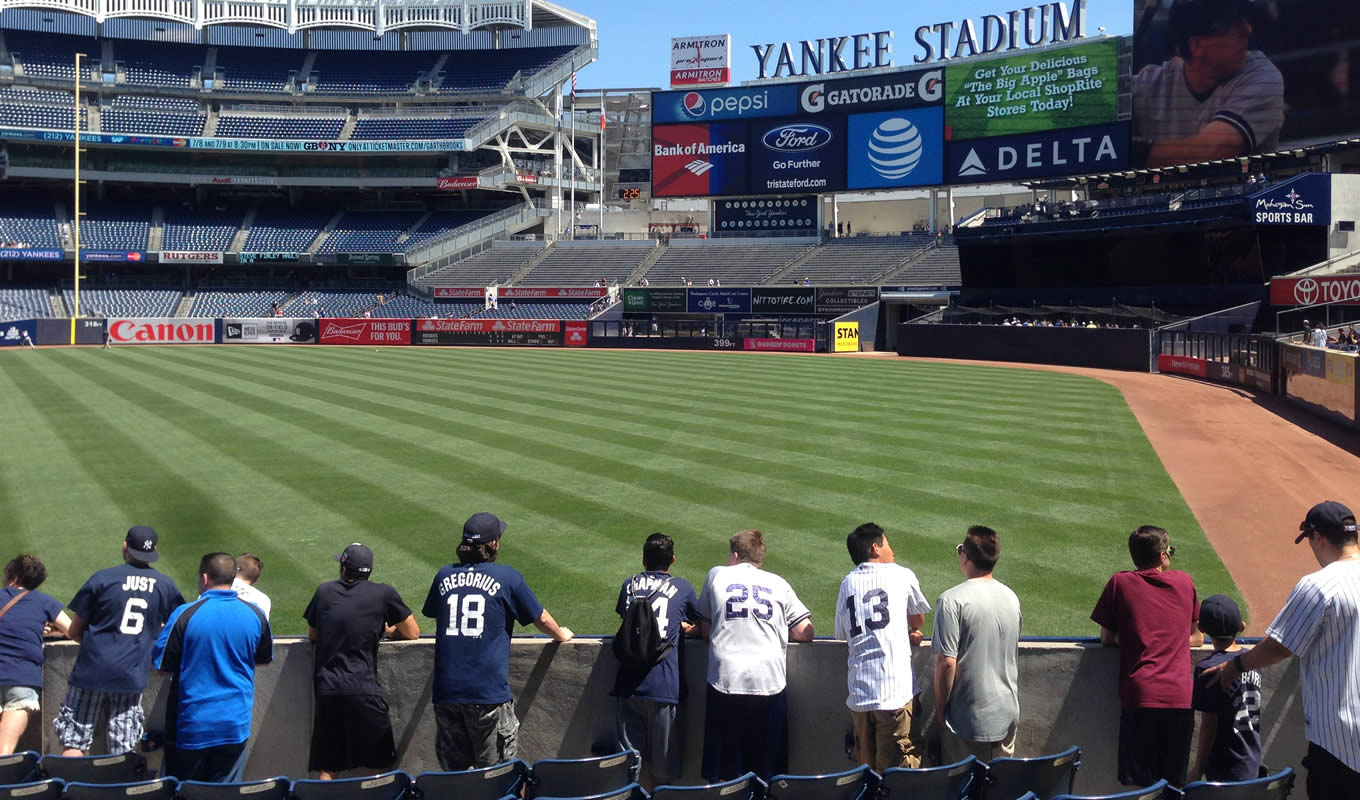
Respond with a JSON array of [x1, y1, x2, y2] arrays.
[[108, 318, 217, 344], [1270, 276, 1360, 307], [748, 118, 847, 194], [687, 288, 753, 313], [412, 318, 563, 347], [1250, 174, 1331, 226], [433, 288, 484, 299], [846, 107, 945, 189], [160, 251, 224, 264], [713, 196, 819, 235], [222, 318, 317, 344], [318, 318, 412, 345], [752, 287, 816, 313], [0, 320, 37, 347], [671, 35, 732, 87], [498, 287, 608, 299], [798, 68, 944, 115], [744, 337, 817, 352], [946, 122, 1128, 184], [652, 123, 749, 197]]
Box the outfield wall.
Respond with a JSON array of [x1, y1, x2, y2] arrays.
[[32, 640, 1305, 795], [897, 324, 1155, 371]]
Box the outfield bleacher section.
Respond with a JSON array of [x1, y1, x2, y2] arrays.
[[465, 302, 591, 320], [518, 241, 656, 286], [188, 289, 293, 317], [241, 209, 334, 254], [286, 289, 384, 318], [351, 114, 483, 141], [371, 294, 448, 318], [317, 211, 424, 254], [0, 198, 62, 249], [643, 239, 816, 286], [215, 112, 346, 140], [794, 235, 933, 284], [0, 287, 55, 319], [64, 288, 181, 317], [417, 241, 547, 287], [79, 204, 151, 251], [886, 242, 961, 285], [162, 208, 245, 252], [403, 210, 495, 250], [103, 96, 206, 137]]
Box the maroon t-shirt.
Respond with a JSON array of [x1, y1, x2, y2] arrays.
[[1091, 568, 1198, 710]]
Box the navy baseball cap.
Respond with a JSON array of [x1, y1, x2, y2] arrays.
[[1296, 501, 1357, 543], [1171, 0, 1253, 38], [335, 542, 373, 573], [462, 512, 507, 544], [125, 526, 160, 563], [1199, 594, 1243, 639]]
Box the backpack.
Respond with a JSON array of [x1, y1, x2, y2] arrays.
[[612, 580, 672, 668]]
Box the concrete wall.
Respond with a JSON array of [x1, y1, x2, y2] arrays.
[[1330, 174, 1360, 257], [34, 640, 1305, 795]]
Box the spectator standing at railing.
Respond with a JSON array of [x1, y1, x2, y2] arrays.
[[1311, 325, 1328, 348], [0, 555, 71, 755]]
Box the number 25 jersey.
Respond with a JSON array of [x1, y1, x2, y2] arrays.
[[697, 562, 811, 696], [68, 563, 185, 694]]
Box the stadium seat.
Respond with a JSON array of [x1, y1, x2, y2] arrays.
[[648, 773, 764, 800], [0, 780, 63, 800], [63, 780, 177, 800], [526, 751, 639, 799], [765, 765, 878, 800], [879, 755, 987, 799], [176, 777, 291, 800], [0, 751, 40, 784], [984, 746, 1081, 800], [39, 754, 148, 785], [1180, 768, 1295, 799], [529, 786, 648, 800], [1053, 780, 1175, 800], [289, 771, 410, 800], [412, 760, 528, 800]]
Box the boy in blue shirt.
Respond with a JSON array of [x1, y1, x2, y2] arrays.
[[1191, 594, 1263, 782]]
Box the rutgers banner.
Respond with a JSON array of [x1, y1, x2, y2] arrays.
[[318, 318, 411, 345]]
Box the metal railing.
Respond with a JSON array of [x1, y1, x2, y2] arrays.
[[404, 203, 543, 280], [1160, 332, 1277, 372]]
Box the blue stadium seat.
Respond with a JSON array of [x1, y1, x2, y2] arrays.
[[39, 753, 148, 785], [176, 777, 291, 800], [1053, 780, 1175, 800], [879, 755, 987, 799], [242, 209, 333, 254], [65, 289, 183, 318], [649, 772, 764, 800], [215, 115, 345, 140], [526, 751, 639, 799], [412, 761, 528, 800], [529, 786, 648, 800], [765, 765, 878, 800], [63, 780, 178, 800], [289, 771, 410, 800], [984, 747, 1081, 800], [0, 779, 64, 800], [0, 751, 40, 784], [1180, 768, 1295, 800]]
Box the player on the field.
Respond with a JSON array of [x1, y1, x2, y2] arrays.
[[613, 532, 701, 788], [697, 529, 813, 782], [422, 512, 573, 770], [55, 526, 184, 756], [834, 523, 931, 772]]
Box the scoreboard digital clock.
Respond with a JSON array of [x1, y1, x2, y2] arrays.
[[618, 187, 643, 200]]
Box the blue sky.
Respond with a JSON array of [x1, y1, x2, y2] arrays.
[[566, 0, 1133, 89]]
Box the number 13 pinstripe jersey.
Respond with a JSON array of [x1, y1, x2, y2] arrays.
[[834, 562, 931, 712]]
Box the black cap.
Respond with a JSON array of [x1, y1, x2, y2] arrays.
[[1297, 501, 1358, 543], [1199, 594, 1243, 639], [462, 512, 507, 544], [125, 526, 160, 563], [1171, 0, 1252, 40], [335, 542, 374, 573]]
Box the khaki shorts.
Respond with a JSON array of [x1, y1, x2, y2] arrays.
[[851, 695, 926, 773], [0, 686, 39, 714]]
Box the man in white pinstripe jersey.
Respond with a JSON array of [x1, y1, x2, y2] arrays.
[[1203, 500, 1360, 799], [834, 522, 932, 771]]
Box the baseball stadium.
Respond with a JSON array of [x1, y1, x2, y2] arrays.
[[0, 0, 1358, 795]]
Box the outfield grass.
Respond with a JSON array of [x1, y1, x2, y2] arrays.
[[0, 346, 1242, 636]]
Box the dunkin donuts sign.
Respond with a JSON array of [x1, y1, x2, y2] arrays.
[[1270, 276, 1360, 307]]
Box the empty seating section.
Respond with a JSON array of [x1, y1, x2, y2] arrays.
[[64, 289, 181, 317], [645, 241, 814, 285], [350, 115, 483, 140], [288, 290, 380, 317], [309, 50, 432, 94], [436, 46, 573, 92], [242, 209, 333, 254], [403, 210, 491, 249], [0, 87, 72, 105], [470, 302, 590, 320], [0, 100, 85, 130], [215, 47, 299, 93], [796, 235, 933, 284], [161, 209, 243, 252], [318, 211, 423, 254], [0, 199, 61, 249], [891, 242, 961, 285], [115, 41, 199, 88], [0, 288, 55, 319], [215, 114, 345, 140], [9, 32, 97, 81], [370, 294, 446, 318], [102, 105, 205, 136], [188, 290, 291, 317], [78, 206, 150, 250], [519, 243, 656, 286], [418, 242, 546, 286]]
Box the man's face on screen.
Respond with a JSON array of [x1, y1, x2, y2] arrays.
[[1191, 19, 1251, 80]]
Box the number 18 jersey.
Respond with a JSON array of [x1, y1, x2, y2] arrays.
[[68, 563, 185, 694], [697, 562, 811, 696], [834, 562, 930, 711]]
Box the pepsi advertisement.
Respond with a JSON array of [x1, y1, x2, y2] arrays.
[[748, 117, 847, 194], [652, 123, 749, 197], [653, 85, 799, 123], [846, 107, 945, 189]]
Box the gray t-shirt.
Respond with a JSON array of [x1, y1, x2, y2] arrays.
[[932, 578, 1022, 742], [1132, 50, 1284, 155]]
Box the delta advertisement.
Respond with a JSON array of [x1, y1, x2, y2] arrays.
[[222, 318, 317, 344]]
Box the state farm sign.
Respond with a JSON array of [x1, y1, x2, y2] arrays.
[[418, 319, 561, 334], [109, 318, 216, 344], [498, 287, 607, 298], [1270, 276, 1360, 307], [433, 288, 484, 299]]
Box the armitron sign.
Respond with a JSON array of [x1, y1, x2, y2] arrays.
[[671, 35, 732, 87], [108, 318, 216, 344], [1270, 276, 1360, 307]]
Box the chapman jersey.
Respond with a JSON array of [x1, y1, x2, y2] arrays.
[[1132, 51, 1284, 155], [422, 562, 544, 706], [68, 563, 185, 693], [834, 562, 931, 711], [696, 562, 811, 696], [613, 571, 701, 705]]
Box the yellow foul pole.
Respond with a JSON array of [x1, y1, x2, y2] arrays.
[[71, 52, 82, 344]]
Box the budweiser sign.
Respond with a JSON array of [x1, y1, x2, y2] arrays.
[[319, 318, 411, 345], [1270, 276, 1360, 307], [109, 318, 216, 344], [417, 319, 561, 334], [436, 176, 479, 190], [160, 251, 224, 264], [498, 287, 607, 298], [433, 288, 484, 299]]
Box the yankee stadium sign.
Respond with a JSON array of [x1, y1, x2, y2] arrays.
[[751, 0, 1086, 78]]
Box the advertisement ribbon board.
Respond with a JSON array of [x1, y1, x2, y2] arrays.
[[108, 318, 217, 344], [222, 318, 317, 344], [318, 319, 412, 346]]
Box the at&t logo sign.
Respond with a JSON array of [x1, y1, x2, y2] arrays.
[[868, 117, 924, 180]]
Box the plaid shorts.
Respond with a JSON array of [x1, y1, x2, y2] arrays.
[[53, 686, 145, 754]]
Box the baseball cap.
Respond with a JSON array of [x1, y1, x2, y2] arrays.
[[125, 526, 160, 563], [462, 512, 507, 544], [1296, 500, 1358, 543], [1199, 593, 1243, 639], [1171, 0, 1253, 38], [335, 542, 374, 573]]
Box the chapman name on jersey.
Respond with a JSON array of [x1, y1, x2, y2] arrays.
[[624, 574, 683, 600]]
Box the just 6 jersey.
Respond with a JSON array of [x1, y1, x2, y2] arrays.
[[834, 562, 931, 711], [68, 563, 185, 694], [422, 562, 544, 706], [697, 562, 811, 696]]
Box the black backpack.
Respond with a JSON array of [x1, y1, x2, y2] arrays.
[[612, 581, 672, 668]]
